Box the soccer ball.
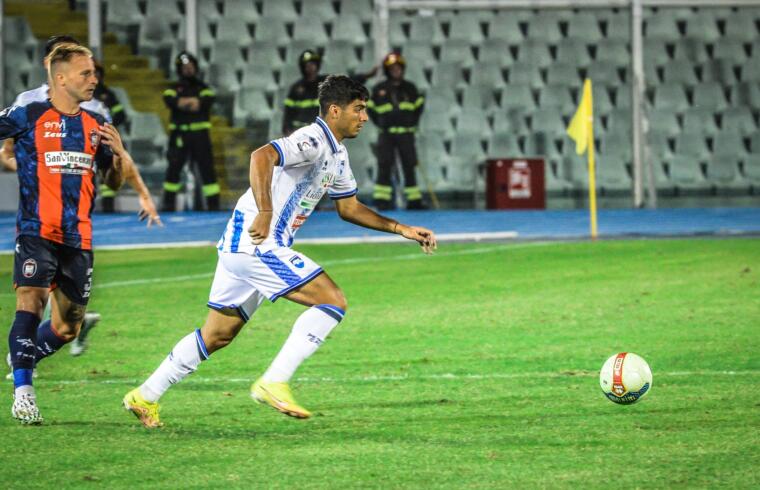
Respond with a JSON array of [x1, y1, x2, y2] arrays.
[[599, 352, 652, 405]]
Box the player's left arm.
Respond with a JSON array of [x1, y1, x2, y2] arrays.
[[335, 195, 437, 254], [97, 123, 127, 191], [121, 158, 163, 227]]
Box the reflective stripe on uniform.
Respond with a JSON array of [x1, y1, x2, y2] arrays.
[[163, 89, 177, 97], [388, 126, 417, 134], [99, 184, 116, 197], [370, 102, 393, 114], [163, 182, 182, 192], [399, 97, 424, 111], [284, 98, 320, 108], [373, 184, 392, 200], [202, 182, 221, 196], [199, 89, 215, 97], [169, 121, 212, 131], [111, 104, 124, 114], [404, 186, 422, 200]]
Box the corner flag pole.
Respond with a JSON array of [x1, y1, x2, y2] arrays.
[[566, 79, 598, 240]]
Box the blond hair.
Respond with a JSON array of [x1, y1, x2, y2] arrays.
[[46, 43, 93, 80]]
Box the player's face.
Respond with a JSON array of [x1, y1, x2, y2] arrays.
[[60, 55, 98, 103], [337, 99, 368, 139]]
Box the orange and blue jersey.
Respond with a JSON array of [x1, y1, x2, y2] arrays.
[[0, 100, 113, 250]]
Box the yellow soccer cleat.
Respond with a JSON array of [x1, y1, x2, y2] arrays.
[[123, 388, 163, 428], [251, 378, 312, 419]]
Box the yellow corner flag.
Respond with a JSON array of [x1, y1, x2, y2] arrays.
[[566, 79, 598, 239]]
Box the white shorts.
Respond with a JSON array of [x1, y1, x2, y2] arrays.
[[207, 247, 323, 321]]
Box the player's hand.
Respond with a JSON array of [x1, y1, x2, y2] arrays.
[[98, 123, 126, 157], [399, 225, 437, 255], [249, 211, 272, 244], [138, 194, 163, 227]]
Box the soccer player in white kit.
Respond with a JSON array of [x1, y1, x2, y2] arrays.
[[124, 75, 437, 428]]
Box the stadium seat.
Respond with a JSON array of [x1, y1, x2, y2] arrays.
[[692, 82, 729, 111], [646, 155, 674, 192], [340, 0, 373, 23], [647, 132, 674, 161], [129, 111, 167, 152], [527, 13, 563, 43], [555, 39, 592, 67], [740, 57, 760, 82], [701, 59, 738, 84], [292, 21, 329, 46], [145, 0, 183, 25], [682, 107, 718, 135], [684, 11, 721, 42], [586, 61, 621, 86], [461, 85, 498, 113], [614, 85, 632, 108], [712, 38, 749, 64], [478, 39, 513, 67], [530, 108, 566, 136], [604, 12, 631, 41], [215, 17, 255, 47], [565, 155, 590, 188], [545, 63, 581, 87], [724, 12, 759, 42], [402, 41, 436, 69], [600, 130, 632, 163], [662, 59, 699, 85], [300, 0, 336, 21], [417, 133, 454, 190], [2, 17, 37, 50], [208, 41, 247, 70], [653, 83, 689, 111], [720, 107, 757, 135], [606, 108, 632, 134], [567, 13, 603, 41], [595, 40, 629, 66], [593, 86, 615, 114], [537, 85, 574, 113], [403, 62, 429, 90], [4, 47, 34, 75], [492, 109, 529, 134], [655, 7, 694, 21], [516, 41, 553, 68], [331, 15, 368, 46], [711, 131, 748, 160], [207, 62, 240, 94], [501, 83, 536, 110], [233, 89, 273, 126], [749, 133, 760, 154], [742, 154, 760, 187], [260, 0, 298, 21], [252, 17, 290, 44], [241, 64, 277, 92], [487, 133, 521, 157], [249, 41, 283, 69], [423, 87, 460, 119], [732, 82, 760, 108], [137, 18, 176, 71], [596, 159, 632, 192], [430, 62, 465, 89], [486, 14, 524, 44], [668, 154, 709, 190], [387, 15, 407, 45], [439, 40, 475, 68], [449, 133, 486, 188], [671, 38, 709, 63], [220, 0, 256, 22], [321, 42, 360, 73], [408, 15, 445, 44], [675, 132, 710, 160], [456, 109, 492, 136], [105, 0, 144, 31], [447, 14, 485, 43], [642, 39, 670, 67], [524, 133, 561, 159], [706, 155, 748, 191], [645, 15, 681, 40], [469, 63, 506, 90], [507, 61, 544, 89], [343, 139, 374, 190]]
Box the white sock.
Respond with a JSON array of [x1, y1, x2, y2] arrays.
[[14, 385, 35, 398], [140, 329, 209, 403], [262, 305, 344, 383]]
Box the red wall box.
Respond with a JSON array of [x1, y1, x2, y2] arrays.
[[485, 158, 546, 209]]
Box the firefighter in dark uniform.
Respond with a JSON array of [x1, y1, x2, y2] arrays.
[[368, 52, 425, 210], [282, 49, 326, 136], [162, 51, 220, 211], [94, 61, 127, 212]]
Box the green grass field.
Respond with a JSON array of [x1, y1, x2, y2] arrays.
[[0, 238, 758, 488]]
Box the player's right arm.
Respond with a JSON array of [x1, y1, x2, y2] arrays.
[[0, 105, 29, 170], [247, 144, 278, 244]]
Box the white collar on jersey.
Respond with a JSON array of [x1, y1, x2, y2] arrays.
[[315, 117, 339, 155]]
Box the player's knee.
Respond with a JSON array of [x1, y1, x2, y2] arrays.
[[58, 306, 86, 340], [53, 323, 78, 342], [15, 288, 48, 317]]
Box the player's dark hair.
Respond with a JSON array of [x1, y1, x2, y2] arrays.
[[318, 75, 369, 115], [44, 35, 81, 56]]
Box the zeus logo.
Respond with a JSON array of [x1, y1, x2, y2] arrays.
[[43, 132, 67, 138]]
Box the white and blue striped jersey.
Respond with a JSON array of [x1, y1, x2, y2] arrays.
[[217, 117, 358, 254], [13, 84, 112, 122]]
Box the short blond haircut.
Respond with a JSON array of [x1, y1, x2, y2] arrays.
[[46, 43, 93, 79]]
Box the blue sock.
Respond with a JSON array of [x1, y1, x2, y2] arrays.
[[8, 310, 41, 389], [35, 320, 68, 363]]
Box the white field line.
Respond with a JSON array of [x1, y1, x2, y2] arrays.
[[77, 242, 553, 290], [24, 369, 760, 386]]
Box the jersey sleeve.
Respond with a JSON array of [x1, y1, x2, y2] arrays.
[[328, 157, 358, 200], [269, 129, 321, 168], [0, 105, 29, 140]]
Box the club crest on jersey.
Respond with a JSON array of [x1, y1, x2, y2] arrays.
[[289, 255, 305, 269], [89, 129, 100, 148], [22, 259, 37, 278]]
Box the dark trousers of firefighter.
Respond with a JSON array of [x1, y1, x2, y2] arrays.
[[163, 130, 220, 211], [373, 132, 423, 206]]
